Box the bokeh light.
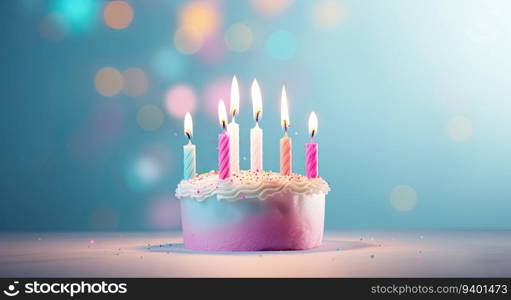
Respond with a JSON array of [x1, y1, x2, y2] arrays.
[[40, 12, 69, 41], [447, 116, 473, 142], [179, 0, 220, 38], [52, 0, 99, 32], [174, 26, 204, 54], [122, 68, 149, 97], [390, 185, 417, 212], [151, 47, 185, 81], [146, 195, 181, 230], [103, 1, 134, 30], [124, 145, 171, 191], [224, 23, 253, 52], [94, 67, 124, 97], [265, 30, 297, 60], [203, 77, 231, 119], [250, 0, 293, 17], [90, 208, 118, 231], [197, 34, 226, 64], [165, 84, 197, 118], [135, 157, 160, 182], [311, 0, 345, 29], [137, 105, 164, 131]]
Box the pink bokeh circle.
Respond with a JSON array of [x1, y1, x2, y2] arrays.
[[197, 34, 226, 64], [164, 84, 197, 118], [203, 77, 231, 119]]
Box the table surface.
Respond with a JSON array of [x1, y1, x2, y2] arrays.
[[1, 230, 510, 277]]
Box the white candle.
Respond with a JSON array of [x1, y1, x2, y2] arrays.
[[227, 76, 240, 174], [250, 124, 263, 171], [183, 112, 196, 180], [250, 79, 263, 172], [227, 122, 239, 173]]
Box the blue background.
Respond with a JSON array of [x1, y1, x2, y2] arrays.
[[1, 0, 510, 231]]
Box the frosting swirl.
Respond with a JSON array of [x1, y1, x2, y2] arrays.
[[175, 170, 330, 202]]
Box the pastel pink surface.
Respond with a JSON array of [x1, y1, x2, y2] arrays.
[[180, 192, 325, 251], [3, 231, 511, 277]]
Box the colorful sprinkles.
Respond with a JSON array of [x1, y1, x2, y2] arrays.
[[176, 170, 330, 201]]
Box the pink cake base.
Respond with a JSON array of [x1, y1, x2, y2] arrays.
[[180, 191, 325, 251]]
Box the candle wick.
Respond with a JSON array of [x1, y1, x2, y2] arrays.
[[186, 132, 192, 142], [255, 111, 260, 123], [311, 129, 315, 139], [222, 121, 227, 131]]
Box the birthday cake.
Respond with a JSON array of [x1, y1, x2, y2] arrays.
[[175, 77, 328, 251], [176, 170, 330, 251]]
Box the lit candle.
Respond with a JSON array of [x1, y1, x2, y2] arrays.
[[218, 100, 230, 179], [183, 112, 196, 180], [280, 86, 292, 175], [250, 79, 263, 172], [306, 112, 318, 179], [227, 75, 240, 174]]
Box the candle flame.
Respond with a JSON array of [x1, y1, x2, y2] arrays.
[[230, 75, 239, 118], [308, 112, 318, 137], [251, 79, 263, 122], [218, 99, 228, 129], [184, 112, 193, 139], [280, 85, 289, 131]]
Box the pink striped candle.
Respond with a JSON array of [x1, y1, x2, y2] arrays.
[[217, 100, 230, 179], [218, 130, 230, 179], [280, 86, 292, 175], [280, 135, 292, 175], [306, 112, 318, 179], [306, 141, 318, 178]]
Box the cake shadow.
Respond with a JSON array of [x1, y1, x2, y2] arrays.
[[141, 240, 375, 256]]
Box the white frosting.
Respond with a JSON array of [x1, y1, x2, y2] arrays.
[[175, 170, 330, 202]]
